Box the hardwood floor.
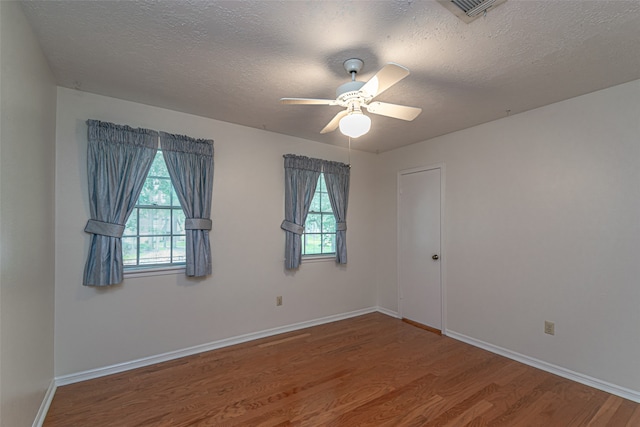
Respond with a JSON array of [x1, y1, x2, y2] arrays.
[[44, 313, 640, 426]]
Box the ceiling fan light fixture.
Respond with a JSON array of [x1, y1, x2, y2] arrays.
[[339, 111, 371, 138], [282, 59, 420, 137]]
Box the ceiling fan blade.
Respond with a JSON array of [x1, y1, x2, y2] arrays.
[[359, 63, 410, 99], [320, 110, 349, 134], [280, 98, 336, 105], [365, 101, 422, 121]]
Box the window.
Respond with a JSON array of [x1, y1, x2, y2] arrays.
[[302, 174, 336, 256], [123, 152, 186, 268]]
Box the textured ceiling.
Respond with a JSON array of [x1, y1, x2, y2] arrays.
[[20, 0, 640, 153]]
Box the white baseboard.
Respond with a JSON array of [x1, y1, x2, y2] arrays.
[[375, 306, 400, 318], [55, 306, 379, 386], [32, 379, 56, 427], [446, 330, 640, 403]]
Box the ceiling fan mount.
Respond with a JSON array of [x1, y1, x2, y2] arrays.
[[281, 58, 422, 138], [336, 59, 367, 102], [343, 58, 364, 75]]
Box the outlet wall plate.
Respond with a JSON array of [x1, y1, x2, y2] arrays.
[[544, 321, 555, 335]]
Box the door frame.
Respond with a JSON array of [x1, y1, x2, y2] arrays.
[[397, 163, 447, 335]]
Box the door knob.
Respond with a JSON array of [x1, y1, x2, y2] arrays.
[[432, 254, 439, 260]]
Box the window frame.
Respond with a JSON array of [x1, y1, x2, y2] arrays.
[[123, 151, 187, 273], [301, 173, 336, 258]]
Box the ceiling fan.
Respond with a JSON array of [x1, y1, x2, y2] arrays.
[[281, 59, 422, 139]]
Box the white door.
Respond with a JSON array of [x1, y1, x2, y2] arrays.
[[398, 167, 442, 330]]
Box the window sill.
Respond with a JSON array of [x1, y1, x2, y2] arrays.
[[301, 255, 336, 263], [124, 265, 185, 279]]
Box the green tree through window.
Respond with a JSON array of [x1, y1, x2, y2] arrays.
[[302, 174, 336, 256], [123, 152, 186, 268]]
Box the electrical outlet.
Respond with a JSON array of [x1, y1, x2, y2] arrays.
[[544, 320, 555, 335], [276, 296, 283, 306]]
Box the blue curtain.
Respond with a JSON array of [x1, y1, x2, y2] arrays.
[[323, 160, 350, 264], [83, 120, 158, 286], [160, 132, 214, 277], [281, 155, 322, 269]]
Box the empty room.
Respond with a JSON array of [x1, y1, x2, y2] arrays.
[[1, 1, 639, 426]]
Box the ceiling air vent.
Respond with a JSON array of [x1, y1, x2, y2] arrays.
[[437, 0, 507, 23]]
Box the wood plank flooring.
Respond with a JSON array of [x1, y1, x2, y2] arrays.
[[44, 313, 640, 426]]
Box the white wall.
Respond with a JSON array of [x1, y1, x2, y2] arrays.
[[54, 88, 378, 377], [375, 80, 640, 392], [0, 2, 57, 426]]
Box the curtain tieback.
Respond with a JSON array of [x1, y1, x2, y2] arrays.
[[336, 222, 347, 232], [185, 218, 212, 230], [281, 220, 304, 235], [84, 219, 125, 238]]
